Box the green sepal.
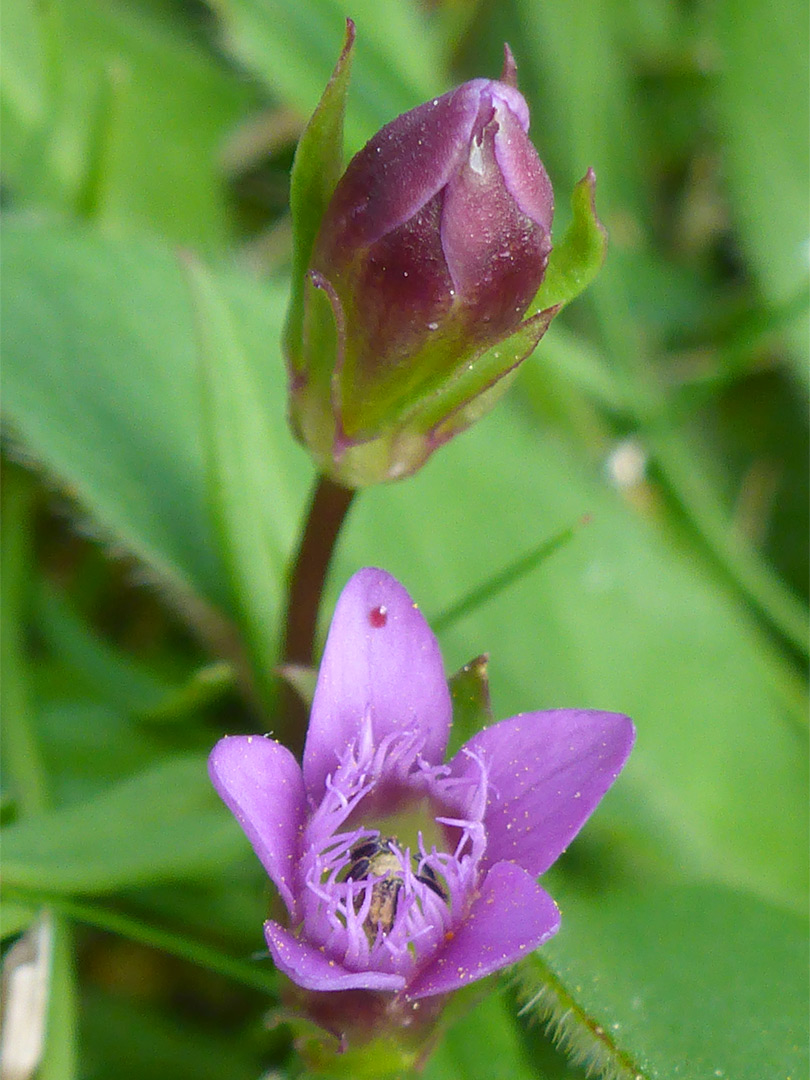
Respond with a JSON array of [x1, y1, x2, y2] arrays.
[[272, 992, 447, 1078], [416, 305, 558, 447], [531, 168, 608, 313], [284, 19, 355, 372], [286, 1022, 422, 1079], [448, 655, 493, 751], [291, 301, 558, 488]]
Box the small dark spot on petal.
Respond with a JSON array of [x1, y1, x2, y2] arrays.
[[369, 605, 388, 628]]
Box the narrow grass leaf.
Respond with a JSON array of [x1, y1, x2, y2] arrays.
[[183, 254, 288, 708]]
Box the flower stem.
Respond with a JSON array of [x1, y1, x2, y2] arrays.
[[280, 473, 355, 752]]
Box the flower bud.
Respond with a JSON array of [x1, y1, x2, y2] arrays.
[[286, 28, 602, 487]]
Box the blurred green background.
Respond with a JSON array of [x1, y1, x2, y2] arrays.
[[1, 1, 807, 1078]]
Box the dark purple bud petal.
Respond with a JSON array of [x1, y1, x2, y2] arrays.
[[439, 83, 552, 338], [312, 73, 553, 386], [315, 86, 481, 257]]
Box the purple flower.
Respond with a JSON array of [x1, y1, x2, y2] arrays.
[[209, 569, 634, 1000]]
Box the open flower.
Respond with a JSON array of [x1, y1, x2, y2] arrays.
[[209, 569, 634, 1001]]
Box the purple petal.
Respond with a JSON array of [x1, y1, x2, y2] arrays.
[[440, 100, 551, 338], [208, 736, 305, 916], [265, 921, 406, 992], [335, 192, 456, 401], [491, 88, 553, 231], [449, 710, 635, 877], [316, 84, 481, 256], [405, 861, 559, 999], [303, 568, 451, 797]]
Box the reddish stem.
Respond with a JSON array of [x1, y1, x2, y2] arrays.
[[280, 474, 355, 752]]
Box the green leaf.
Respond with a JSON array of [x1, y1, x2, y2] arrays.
[[404, 306, 559, 458], [0, 464, 50, 816], [1, 755, 244, 894], [646, 426, 809, 659], [139, 663, 236, 725], [532, 170, 608, 314], [284, 18, 355, 373], [0, 901, 37, 941], [35, 583, 171, 717], [2, 0, 257, 247], [1, 219, 310, 624], [39, 917, 78, 1080], [3, 889, 278, 998], [528, 319, 627, 414], [515, 0, 647, 228], [433, 520, 582, 635], [206, 0, 445, 151], [0, 0, 49, 147], [712, 0, 809, 378], [35, 699, 178, 807], [183, 253, 291, 706], [37, 588, 236, 728], [82, 987, 266, 1080], [423, 990, 540, 1080], [514, 882, 809, 1080], [1, 222, 222, 608]]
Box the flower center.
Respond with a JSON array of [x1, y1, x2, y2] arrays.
[[298, 726, 490, 975], [340, 835, 449, 944]]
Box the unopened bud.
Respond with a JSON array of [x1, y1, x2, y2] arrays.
[[286, 24, 604, 486]]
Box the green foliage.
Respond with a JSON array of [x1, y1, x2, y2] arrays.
[[1, 0, 257, 247], [711, 0, 809, 382], [2, 755, 244, 894], [1, 1, 807, 1078], [514, 881, 809, 1080], [185, 252, 291, 708], [1, 220, 310, 613], [208, 0, 444, 151]]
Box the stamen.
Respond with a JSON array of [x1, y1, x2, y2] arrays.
[[300, 728, 489, 975]]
